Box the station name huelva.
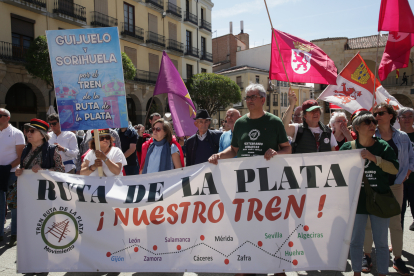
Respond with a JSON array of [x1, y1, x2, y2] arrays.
[[35, 164, 347, 231]]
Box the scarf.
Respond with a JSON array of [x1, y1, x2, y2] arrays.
[[142, 138, 172, 174]]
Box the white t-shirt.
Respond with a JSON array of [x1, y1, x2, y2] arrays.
[[84, 147, 127, 177], [0, 125, 25, 172], [291, 123, 337, 148]]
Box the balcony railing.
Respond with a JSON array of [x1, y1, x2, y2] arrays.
[[18, 0, 46, 8], [200, 51, 212, 62], [382, 74, 413, 87], [167, 39, 184, 53], [53, 0, 86, 22], [146, 31, 165, 47], [121, 22, 144, 41], [199, 19, 211, 32], [145, 0, 163, 10], [90, 11, 117, 27], [185, 46, 199, 58], [237, 82, 243, 89], [135, 69, 158, 84], [0, 42, 27, 62], [166, 1, 181, 18], [184, 11, 197, 25]]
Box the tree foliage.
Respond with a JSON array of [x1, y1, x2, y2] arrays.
[[25, 35, 53, 87], [25, 36, 137, 86], [122, 52, 136, 80], [186, 73, 242, 116]]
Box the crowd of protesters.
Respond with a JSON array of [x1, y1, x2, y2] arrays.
[[0, 82, 414, 275]]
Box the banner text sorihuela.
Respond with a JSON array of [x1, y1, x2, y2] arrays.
[[36, 164, 346, 231]]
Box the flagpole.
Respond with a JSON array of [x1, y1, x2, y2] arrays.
[[264, 0, 292, 89], [371, 31, 381, 111], [144, 96, 155, 128]]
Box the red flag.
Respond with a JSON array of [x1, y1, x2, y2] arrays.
[[329, 103, 342, 109], [378, 32, 414, 81], [378, 0, 414, 32], [269, 29, 337, 84]]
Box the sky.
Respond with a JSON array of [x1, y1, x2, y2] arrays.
[[212, 0, 414, 48]]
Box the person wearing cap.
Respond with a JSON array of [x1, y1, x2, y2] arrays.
[[80, 129, 127, 177], [76, 129, 121, 173], [185, 109, 222, 166], [283, 90, 337, 153], [47, 113, 79, 174], [361, 103, 414, 276], [14, 118, 65, 247], [340, 109, 399, 276], [398, 107, 414, 231], [0, 108, 25, 244], [209, 83, 290, 165]]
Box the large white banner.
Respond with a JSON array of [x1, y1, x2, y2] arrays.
[[17, 150, 364, 273]]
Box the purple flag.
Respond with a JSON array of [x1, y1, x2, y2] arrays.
[[153, 51, 197, 137]]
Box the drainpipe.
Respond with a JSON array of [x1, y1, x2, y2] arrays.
[[196, 0, 199, 74]]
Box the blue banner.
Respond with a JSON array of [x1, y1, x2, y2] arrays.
[[46, 27, 128, 131]]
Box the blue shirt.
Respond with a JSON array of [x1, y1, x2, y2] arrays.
[[146, 144, 179, 174], [219, 130, 233, 153], [375, 126, 414, 184]]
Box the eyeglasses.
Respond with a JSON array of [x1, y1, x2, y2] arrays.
[[244, 95, 262, 101], [99, 136, 111, 141], [399, 115, 413, 120], [27, 129, 36, 134], [362, 118, 377, 125], [152, 127, 162, 132], [373, 111, 388, 117], [49, 122, 58, 126]]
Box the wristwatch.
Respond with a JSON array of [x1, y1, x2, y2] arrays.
[[104, 157, 109, 163]]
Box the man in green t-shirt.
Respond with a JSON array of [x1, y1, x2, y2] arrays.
[[208, 83, 291, 164]]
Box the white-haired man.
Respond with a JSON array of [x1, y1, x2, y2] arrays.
[[0, 109, 25, 243], [219, 108, 241, 153]]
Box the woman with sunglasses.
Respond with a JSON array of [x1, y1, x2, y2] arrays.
[[361, 103, 414, 275], [340, 109, 399, 276], [80, 129, 127, 176], [141, 119, 182, 174]]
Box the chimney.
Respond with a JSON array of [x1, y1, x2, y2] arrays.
[[230, 22, 233, 34], [240, 21, 244, 33]]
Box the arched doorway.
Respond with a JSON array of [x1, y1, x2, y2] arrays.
[[393, 94, 413, 108], [127, 97, 136, 125], [145, 97, 163, 128], [5, 83, 37, 130]]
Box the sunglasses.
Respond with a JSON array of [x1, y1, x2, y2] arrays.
[[152, 127, 163, 132], [49, 122, 58, 126], [27, 129, 37, 134], [99, 135, 111, 141], [244, 95, 262, 101], [363, 118, 377, 125], [373, 111, 388, 117]]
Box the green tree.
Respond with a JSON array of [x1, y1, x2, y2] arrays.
[[25, 35, 137, 85], [186, 73, 242, 116]]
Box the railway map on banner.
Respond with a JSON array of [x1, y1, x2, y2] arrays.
[[46, 27, 128, 131], [17, 151, 364, 273]]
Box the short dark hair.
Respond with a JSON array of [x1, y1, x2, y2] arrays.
[[374, 103, 398, 125], [47, 113, 59, 122], [150, 113, 161, 120]]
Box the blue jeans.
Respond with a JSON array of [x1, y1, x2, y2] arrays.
[[124, 165, 139, 176], [350, 213, 390, 275], [1, 172, 16, 237]]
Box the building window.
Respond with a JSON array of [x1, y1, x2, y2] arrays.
[[256, 75, 259, 84], [11, 14, 34, 60], [266, 94, 270, 106], [186, 64, 193, 79], [123, 2, 134, 32], [284, 93, 287, 107], [186, 0, 190, 15], [201, 68, 207, 73], [186, 30, 192, 49], [201, 36, 206, 56], [201, 7, 204, 21]]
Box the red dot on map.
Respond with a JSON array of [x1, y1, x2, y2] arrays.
[[224, 259, 229, 265], [200, 235, 205, 240], [293, 259, 298, 266], [258, 241, 263, 247], [304, 225, 309, 231], [106, 252, 111, 257], [153, 245, 157, 251], [177, 245, 181, 250], [134, 247, 138, 252], [288, 241, 294, 247]]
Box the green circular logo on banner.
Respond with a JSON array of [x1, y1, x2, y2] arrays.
[[41, 211, 79, 249]]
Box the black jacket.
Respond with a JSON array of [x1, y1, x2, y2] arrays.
[[21, 142, 57, 169], [185, 130, 222, 166]]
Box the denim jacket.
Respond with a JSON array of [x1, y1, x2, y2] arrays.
[[375, 126, 414, 184]]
